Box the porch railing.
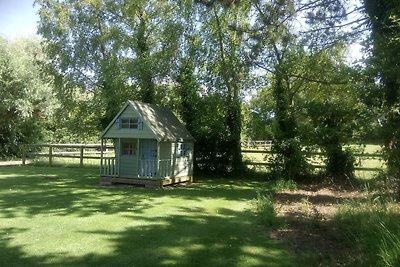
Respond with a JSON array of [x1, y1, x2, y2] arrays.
[[158, 159, 172, 178], [101, 157, 118, 177], [140, 159, 172, 178]]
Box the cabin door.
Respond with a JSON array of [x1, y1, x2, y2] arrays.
[[119, 139, 138, 177], [141, 139, 157, 176]]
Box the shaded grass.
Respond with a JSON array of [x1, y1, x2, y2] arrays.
[[334, 198, 400, 266], [0, 166, 294, 266]]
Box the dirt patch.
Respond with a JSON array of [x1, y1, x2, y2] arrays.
[[271, 183, 366, 264]]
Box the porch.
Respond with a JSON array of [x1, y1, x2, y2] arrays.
[[100, 157, 173, 179]]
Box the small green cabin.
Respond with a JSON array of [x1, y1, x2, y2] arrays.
[[100, 100, 194, 188]]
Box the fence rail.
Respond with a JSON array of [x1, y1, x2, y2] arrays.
[[243, 149, 385, 172], [242, 140, 273, 148], [23, 143, 114, 167]]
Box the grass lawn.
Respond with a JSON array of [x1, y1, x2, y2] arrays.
[[0, 166, 294, 267]]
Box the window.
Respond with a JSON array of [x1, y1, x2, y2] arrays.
[[122, 143, 136, 155], [115, 118, 143, 129], [121, 118, 139, 129], [177, 143, 190, 158]]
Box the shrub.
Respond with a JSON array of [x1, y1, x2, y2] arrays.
[[254, 191, 277, 227]]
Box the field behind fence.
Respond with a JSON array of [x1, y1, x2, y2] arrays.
[[242, 141, 385, 179], [23, 143, 115, 167], [23, 142, 385, 178]]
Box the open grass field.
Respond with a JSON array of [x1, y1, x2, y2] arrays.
[[0, 166, 294, 267]]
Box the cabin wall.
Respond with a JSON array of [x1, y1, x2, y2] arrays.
[[159, 142, 172, 160], [103, 106, 155, 139], [172, 142, 193, 177]]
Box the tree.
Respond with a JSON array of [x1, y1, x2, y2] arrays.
[[0, 37, 57, 158], [364, 0, 400, 193], [36, 0, 183, 128], [245, 0, 359, 180], [194, 0, 250, 172], [301, 46, 365, 179]]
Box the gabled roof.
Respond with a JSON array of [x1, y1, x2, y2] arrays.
[[101, 100, 194, 142]]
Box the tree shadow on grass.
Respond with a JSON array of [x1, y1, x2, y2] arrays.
[[1, 210, 294, 267], [0, 166, 296, 266], [0, 227, 54, 266], [0, 166, 259, 218]]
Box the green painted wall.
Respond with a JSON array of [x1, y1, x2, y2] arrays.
[[159, 141, 172, 160], [172, 142, 193, 177], [113, 138, 193, 178]]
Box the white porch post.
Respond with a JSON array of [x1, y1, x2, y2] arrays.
[[137, 138, 140, 177], [117, 138, 121, 177], [157, 141, 160, 178], [100, 138, 104, 176], [172, 142, 176, 178]]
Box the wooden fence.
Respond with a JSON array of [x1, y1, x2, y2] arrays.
[[22, 143, 114, 167], [242, 140, 273, 148], [22, 143, 385, 172], [242, 149, 385, 172]]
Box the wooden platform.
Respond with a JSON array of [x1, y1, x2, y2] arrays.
[[100, 176, 193, 188]]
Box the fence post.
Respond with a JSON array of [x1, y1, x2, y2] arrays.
[[80, 146, 84, 167], [22, 145, 26, 165], [49, 145, 53, 166]]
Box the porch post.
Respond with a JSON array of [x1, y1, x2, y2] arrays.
[[172, 142, 177, 178], [117, 138, 121, 177], [100, 138, 104, 176], [137, 138, 140, 178], [157, 141, 160, 178]]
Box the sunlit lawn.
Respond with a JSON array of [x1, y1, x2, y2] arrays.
[[0, 166, 293, 267]]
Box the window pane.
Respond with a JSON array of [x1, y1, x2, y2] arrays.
[[122, 143, 136, 155], [121, 119, 130, 128], [121, 118, 139, 129]]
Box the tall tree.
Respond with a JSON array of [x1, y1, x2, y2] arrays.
[[195, 0, 250, 172], [0, 37, 57, 157], [246, 0, 357, 180], [364, 0, 400, 193], [36, 0, 182, 127]]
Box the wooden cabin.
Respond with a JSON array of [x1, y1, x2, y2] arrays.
[[100, 100, 194, 188]]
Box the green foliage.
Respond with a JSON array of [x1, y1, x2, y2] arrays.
[[336, 201, 400, 266], [325, 148, 356, 180], [364, 0, 400, 186], [254, 191, 277, 227], [36, 0, 184, 127], [270, 138, 312, 181], [242, 88, 274, 141], [0, 37, 57, 158], [379, 222, 400, 267]]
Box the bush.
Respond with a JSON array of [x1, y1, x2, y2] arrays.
[[254, 191, 277, 227]]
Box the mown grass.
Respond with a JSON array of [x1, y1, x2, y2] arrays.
[[0, 166, 294, 267]]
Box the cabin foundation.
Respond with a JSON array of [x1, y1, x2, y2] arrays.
[[100, 176, 193, 188]]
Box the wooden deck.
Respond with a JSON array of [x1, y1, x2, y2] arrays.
[[100, 176, 193, 188]]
